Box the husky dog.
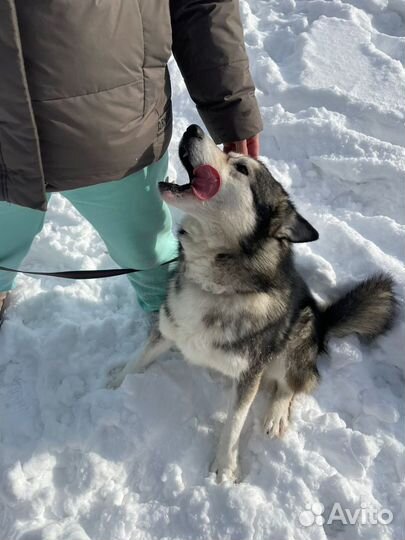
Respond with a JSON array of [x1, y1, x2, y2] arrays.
[[109, 125, 396, 482]]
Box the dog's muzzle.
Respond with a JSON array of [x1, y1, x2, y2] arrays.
[[179, 124, 205, 178], [159, 125, 222, 201]]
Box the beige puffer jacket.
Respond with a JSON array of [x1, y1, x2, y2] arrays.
[[0, 0, 262, 210]]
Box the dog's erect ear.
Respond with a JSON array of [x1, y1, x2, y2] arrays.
[[275, 207, 319, 243]]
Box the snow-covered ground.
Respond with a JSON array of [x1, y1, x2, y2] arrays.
[[1, 0, 404, 538]]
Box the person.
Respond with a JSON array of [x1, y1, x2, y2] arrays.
[[0, 0, 262, 323]]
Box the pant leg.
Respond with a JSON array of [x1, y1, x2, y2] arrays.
[[63, 152, 178, 312], [0, 201, 47, 292]]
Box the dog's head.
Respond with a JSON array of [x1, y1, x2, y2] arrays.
[[159, 125, 318, 249]]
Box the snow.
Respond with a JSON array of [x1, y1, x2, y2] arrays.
[[1, 0, 404, 538]]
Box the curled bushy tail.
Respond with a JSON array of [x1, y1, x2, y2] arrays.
[[322, 274, 397, 341]]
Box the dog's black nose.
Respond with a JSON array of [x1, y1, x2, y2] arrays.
[[185, 124, 204, 140]]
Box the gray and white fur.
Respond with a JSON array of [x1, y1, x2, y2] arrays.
[[109, 125, 397, 482]]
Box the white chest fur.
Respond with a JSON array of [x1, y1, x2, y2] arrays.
[[159, 279, 249, 380]]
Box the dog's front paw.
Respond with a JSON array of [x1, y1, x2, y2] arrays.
[[106, 365, 127, 389], [263, 401, 290, 438], [210, 458, 237, 484]]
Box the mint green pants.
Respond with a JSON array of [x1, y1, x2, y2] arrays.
[[0, 153, 178, 312]]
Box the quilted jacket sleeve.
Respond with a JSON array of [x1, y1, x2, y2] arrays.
[[170, 0, 263, 144]]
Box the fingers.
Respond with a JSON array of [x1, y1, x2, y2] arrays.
[[247, 135, 260, 159], [223, 141, 248, 154], [233, 140, 248, 155], [223, 134, 260, 158]]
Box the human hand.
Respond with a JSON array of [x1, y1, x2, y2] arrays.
[[223, 134, 260, 159]]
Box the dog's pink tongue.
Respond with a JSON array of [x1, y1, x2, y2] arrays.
[[192, 165, 221, 200]]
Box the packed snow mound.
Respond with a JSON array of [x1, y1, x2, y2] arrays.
[[1, 0, 404, 539]]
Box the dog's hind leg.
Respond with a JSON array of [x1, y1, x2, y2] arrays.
[[263, 308, 320, 437], [107, 326, 172, 388], [211, 366, 263, 483]]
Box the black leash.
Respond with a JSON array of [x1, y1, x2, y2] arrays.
[[0, 257, 178, 280]]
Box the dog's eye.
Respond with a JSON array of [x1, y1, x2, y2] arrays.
[[235, 163, 249, 176]]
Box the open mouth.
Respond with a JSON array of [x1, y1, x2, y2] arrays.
[[159, 164, 221, 201], [159, 125, 222, 202]]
